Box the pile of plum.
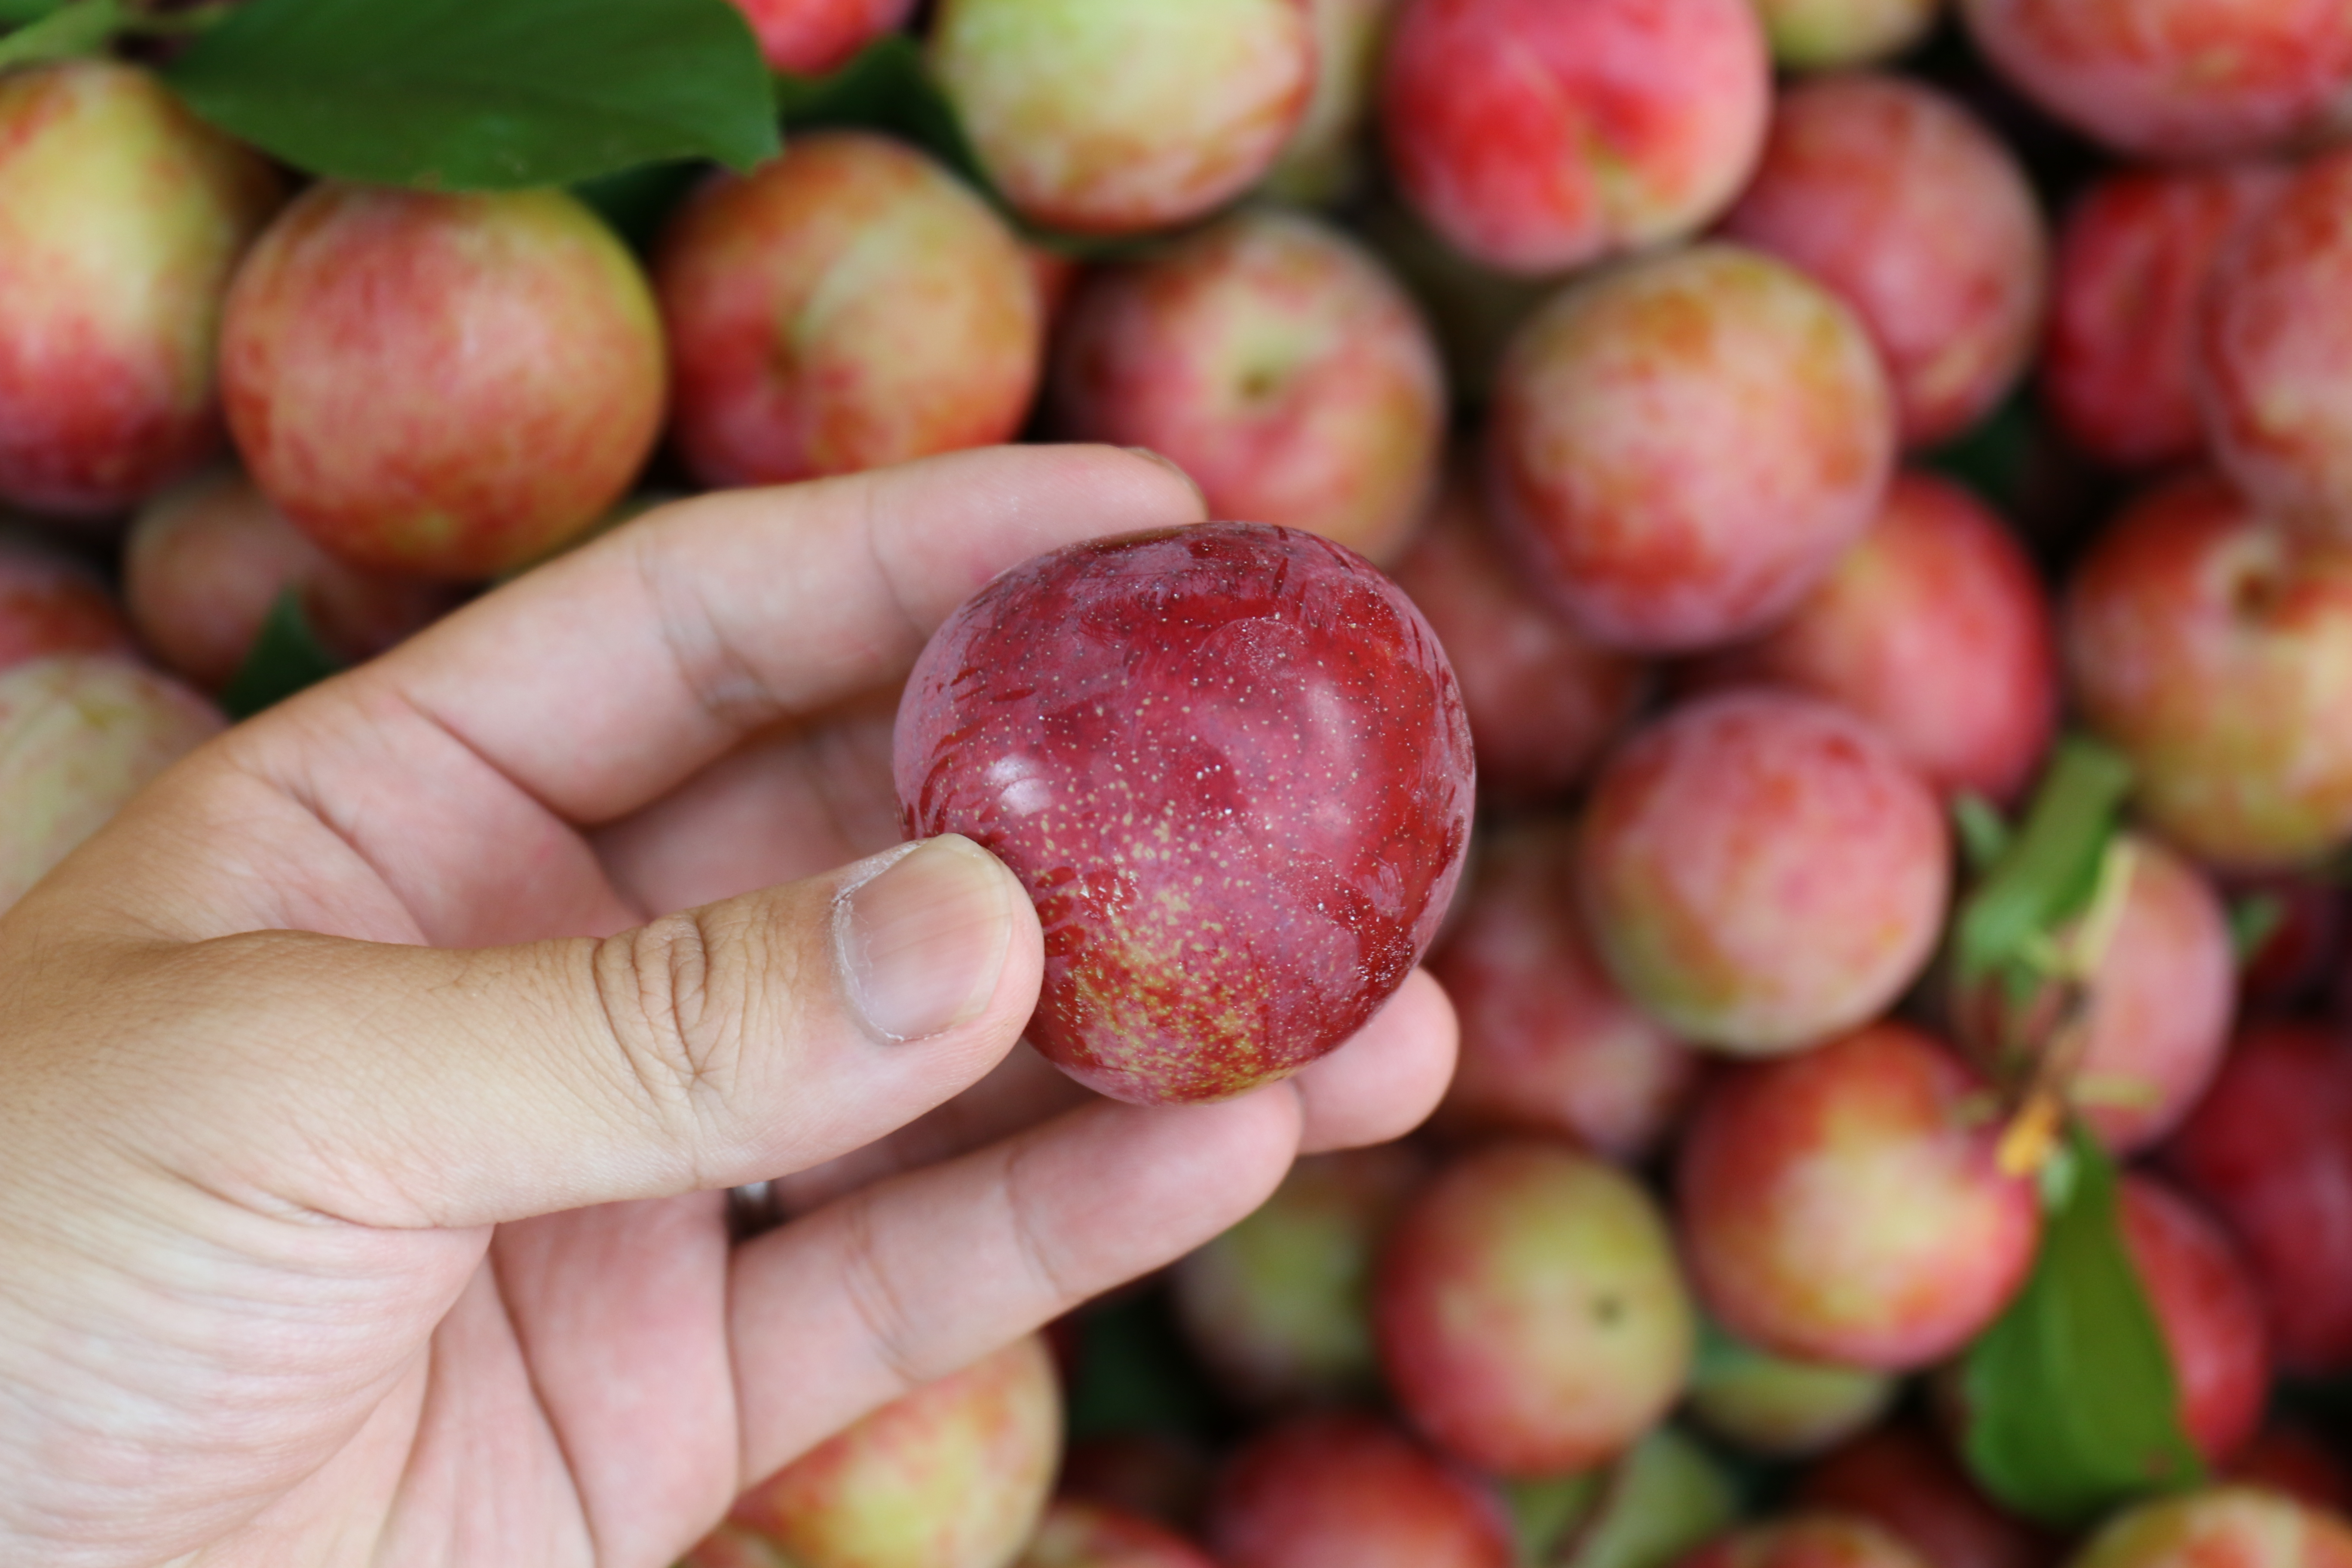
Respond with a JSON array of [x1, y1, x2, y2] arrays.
[[10, 1, 2352, 1567]]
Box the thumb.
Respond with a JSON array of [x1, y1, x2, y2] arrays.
[[132, 835, 1044, 1229]]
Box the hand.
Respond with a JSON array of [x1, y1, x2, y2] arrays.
[[0, 446, 1458, 1568]]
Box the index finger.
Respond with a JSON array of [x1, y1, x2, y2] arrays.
[[264, 444, 1207, 827]]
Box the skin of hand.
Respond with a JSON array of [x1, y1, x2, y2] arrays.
[[0, 446, 1459, 1568]]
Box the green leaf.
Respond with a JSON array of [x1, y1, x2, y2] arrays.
[[1929, 392, 2038, 517], [1954, 736, 2136, 983], [1061, 1289, 1221, 1442], [220, 590, 343, 720], [1556, 1428, 1743, 1568], [2229, 894, 2286, 967], [0, 0, 121, 70], [572, 159, 704, 252], [1959, 1124, 2204, 1525], [0, 0, 73, 28], [1506, 1473, 1599, 1568], [1952, 793, 2013, 878], [162, 0, 778, 191]]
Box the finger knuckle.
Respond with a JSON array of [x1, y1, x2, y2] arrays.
[[591, 907, 755, 1131]]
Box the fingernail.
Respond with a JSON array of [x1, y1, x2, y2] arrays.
[[835, 836, 1019, 1044], [1123, 446, 1209, 513]]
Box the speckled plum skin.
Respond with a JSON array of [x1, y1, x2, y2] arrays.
[[1205, 1411, 1516, 1568], [894, 522, 1474, 1105], [726, 0, 915, 74], [0, 532, 135, 674], [1390, 475, 1650, 805], [1170, 1143, 1426, 1409], [2071, 1490, 2352, 1568], [1960, 0, 2352, 160], [220, 185, 665, 580], [1718, 74, 2048, 450], [1576, 691, 1948, 1056], [1678, 1515, 1936, 1568], [1677, 1023, 2042, 1370], [1487, 245, 1896, 654], [658, 132, 1042, 490], [1379, 0, 1770, 276], [1017, 1500, 1218, 1568], [1050, 209, 1445, 565], [2070, 836, 2236, 1152], [0, 62, 283, 517], [2165, 1022, 2352, 1375], [1800, 1423, 2061, 1568], [706, 1336, 1060, 1568], [928, 0, 1313, 237], [1756, 0, 1942, 68], [0, 655, 223, 913], [2200, 152, 2352, 530], [2119, 1174, 2271, 1465], [1375, 1141, 1696, 1476], [1429, 817, 1699, 1161], [2064, 472, 2352, 870], [125, 470, 453, 692], [1686, 472, 2058, 803], [2046, 164, 2288, 472]]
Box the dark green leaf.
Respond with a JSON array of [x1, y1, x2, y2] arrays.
[[1062, 1289, 1222, 1442], [220, 589, 343, 720], [0, 0, 120, 69], [1960, 1124, 2203, 1525], [572, 159, 704, 252], [163, 0, 778, 190], [1952, 793, 2013, 879], [1929, 392, 2038, 517], [0, 0, 73, 28], [1558, 1428, 1742, 1568], [2229, 894, 2286, 966], [1505, 1473, 1599, 1567], [1954, 736, 2136, 983]]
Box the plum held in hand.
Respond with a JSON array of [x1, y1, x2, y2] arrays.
[[894, 522, 1474, 1106]]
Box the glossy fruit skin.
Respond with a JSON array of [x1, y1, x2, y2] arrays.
[[1688, 1333, 1896, 1460], [2066, 836, 2236, 1153], [1684, 472, 2058, 803], [727, 0, 915, 74], [1959, 0, 2352, 160], [220, 185, 665, 580], [1050, 209, 1445, 565], [1800, 1422, 2061, 1568], [928, 0, 1312, 236], [718, 1336, 1060, 1568], [1487, 245, 1896, 654], [1755, 0, 1941, 68], [2045, 164, 2288, 471], [2070, 1488, 2352, 1568], [1375, 1141, 1696, 1477], [1169, 1143, 1426, 1409], [1575, 691, 1949, 1056], [1719, 74, 2046, 449], [1678, 1514, 1936, 1568], [1204, 1411, 1516, 1568], [1016, 1500, 1217, 1568], [0, 531, 136, 673], [2118, 1174, 2271, 1466], [894, 523, 1474, 1105], [2064, 471, 2352, 870], [0, 656, 223, 913], [2165, 1022, 2352, 1374], [1677, 1023, 2041, 1370], [0, 61, 283, 517], [2200, 151, 2352, 530], [124, 469, 454, 692], [658, 132, 1042, 490], [1428, 817, 1699, 1161], [1390, 475, 1650, 805], [1380, 0, 1769, 276]]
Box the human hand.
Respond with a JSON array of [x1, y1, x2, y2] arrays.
[[0, 446, 1458, 1568]]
